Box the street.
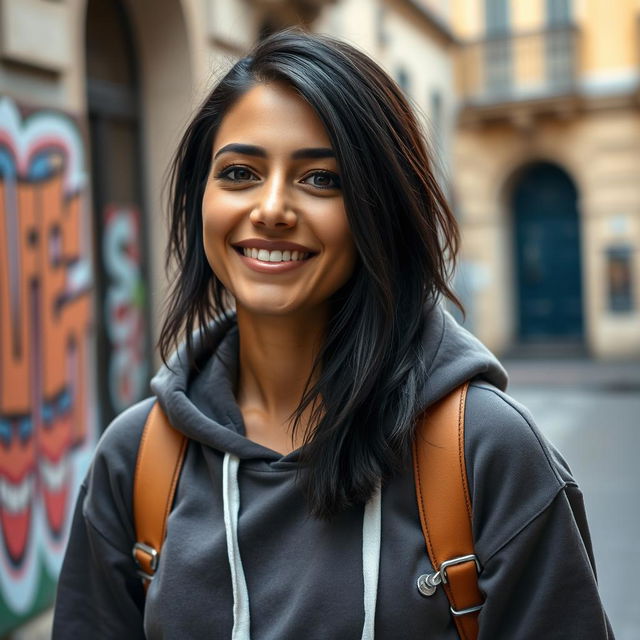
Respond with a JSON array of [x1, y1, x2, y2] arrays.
[[507, 359, 640, 640]]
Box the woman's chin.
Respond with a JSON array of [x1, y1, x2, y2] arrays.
[[235, 296, 317, 319]]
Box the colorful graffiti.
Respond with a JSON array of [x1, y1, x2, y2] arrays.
[[103, 205, 147, 413], [0, 96, 94, 632]]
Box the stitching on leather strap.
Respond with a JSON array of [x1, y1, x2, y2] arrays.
[[457, 384, 472, 522], [161, 435, 188, 542], [412, 434, 438, 567], [134, 403, 155, 498]]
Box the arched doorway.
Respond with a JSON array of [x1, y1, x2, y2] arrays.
[[511, 162, 584, 342], [85, 0, 151, 429]]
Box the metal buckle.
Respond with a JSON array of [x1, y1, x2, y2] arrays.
[[417, 554, 484, 612], [132, 542, 158, 581], [438, 554, 481, 584], [450, 602, 484, 616], [438, 554, 484, 616]]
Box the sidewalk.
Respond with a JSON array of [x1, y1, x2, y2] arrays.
[[4, 609, 52, 640], [505, 367, 640, 639], [503, 357, 640, 392]]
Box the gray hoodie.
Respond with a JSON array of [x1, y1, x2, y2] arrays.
[[53, 306, 613, 639]]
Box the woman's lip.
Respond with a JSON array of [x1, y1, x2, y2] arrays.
[[232, 238, 315, 253], [237, 252, 313, 273]]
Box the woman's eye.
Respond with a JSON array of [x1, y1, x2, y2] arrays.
[[217, 166, 257, 182], [302, 171, 341, 190]]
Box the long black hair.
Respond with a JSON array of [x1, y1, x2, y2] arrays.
[[160, 29, 462, 518]]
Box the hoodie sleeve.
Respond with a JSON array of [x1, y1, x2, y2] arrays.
[[465, 383, 613, 640], [477, 485, 613, 639], [52, 484, 146, 639], [52, 398, 154, 639]]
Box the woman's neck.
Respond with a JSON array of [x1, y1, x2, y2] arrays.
[[235, 304, 327, 453]]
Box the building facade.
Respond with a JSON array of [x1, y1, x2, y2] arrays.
[[451, 0, 640, 358], [0, 0, 456, 633]]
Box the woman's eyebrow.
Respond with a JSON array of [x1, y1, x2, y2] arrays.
[[214, 143, 266, 159], [291, 147, 335, 159], [214, 143, 335, 160]]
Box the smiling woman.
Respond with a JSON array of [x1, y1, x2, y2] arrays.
[[53, 29, 613, 640], [202, 82, 356, 323], [201, 81, 357, 453]]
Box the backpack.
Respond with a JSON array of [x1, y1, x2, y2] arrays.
[[131, 382, 483, 640]]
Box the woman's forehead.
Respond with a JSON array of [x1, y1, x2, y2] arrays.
[[213, 82, 334, 155]]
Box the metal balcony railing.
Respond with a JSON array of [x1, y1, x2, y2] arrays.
[[458, 26, 579, 106]]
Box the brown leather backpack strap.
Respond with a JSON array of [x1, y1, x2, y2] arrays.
[[412, 382, 483, 640], [133, 402, 188, 591]]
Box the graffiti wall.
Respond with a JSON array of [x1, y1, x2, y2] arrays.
[[0, 96, 94, 634], [102, 204, 148, 415]]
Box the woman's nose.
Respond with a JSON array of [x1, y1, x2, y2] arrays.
[[249, 175, 297, 229]]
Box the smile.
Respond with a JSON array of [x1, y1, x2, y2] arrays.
[[232, 242, 316, 274], [240, 248, 310, 262]]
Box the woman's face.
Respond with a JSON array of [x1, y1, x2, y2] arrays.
[[202, 81, 357, 318]]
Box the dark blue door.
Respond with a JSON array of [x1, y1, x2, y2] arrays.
[[513, 163, 584, 341]]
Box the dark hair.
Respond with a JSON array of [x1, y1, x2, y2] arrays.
[[160, 29, 462, 518]]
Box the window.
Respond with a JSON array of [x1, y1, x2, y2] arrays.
[[485, 0, 509, 35], [547, 0, 571, 26], [430, 89, 443, 148], [545, 0, 574, 89], [376, 4, 388, 47], [483, 0, 511, 96], [606, 246, 635, 313], [396, 68, 410, 95]]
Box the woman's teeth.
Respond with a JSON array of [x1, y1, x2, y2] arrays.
[[242, 248, 309, 262]]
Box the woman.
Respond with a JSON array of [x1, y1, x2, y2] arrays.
[[53, 30, 612, 639]]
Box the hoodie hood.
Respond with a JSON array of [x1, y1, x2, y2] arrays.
[[150, 304, 508, 462], [148, 304, 508, 639], [419, 304, 508, 407]]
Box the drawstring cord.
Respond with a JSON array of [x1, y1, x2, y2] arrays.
[[361, 483, 382, 640], [222, 453, 382, 639], [223, 453, 251, 640]]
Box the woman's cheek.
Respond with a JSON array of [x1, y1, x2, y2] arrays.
[[201, 202, 229, 281]]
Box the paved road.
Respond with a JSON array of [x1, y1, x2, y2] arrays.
[[507, 358, 640, 640]]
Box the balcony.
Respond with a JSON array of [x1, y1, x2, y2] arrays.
[[457, 26, 580, 122], [252, 0, 337, 23]]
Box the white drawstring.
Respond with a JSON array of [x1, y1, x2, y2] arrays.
[[222, 452, 382, 640], [223, 453, 251, 640], [361, 483, 382, 640]]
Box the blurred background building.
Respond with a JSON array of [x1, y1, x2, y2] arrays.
[[453, 0, 640, 358], [0, 0, 638, 636]]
